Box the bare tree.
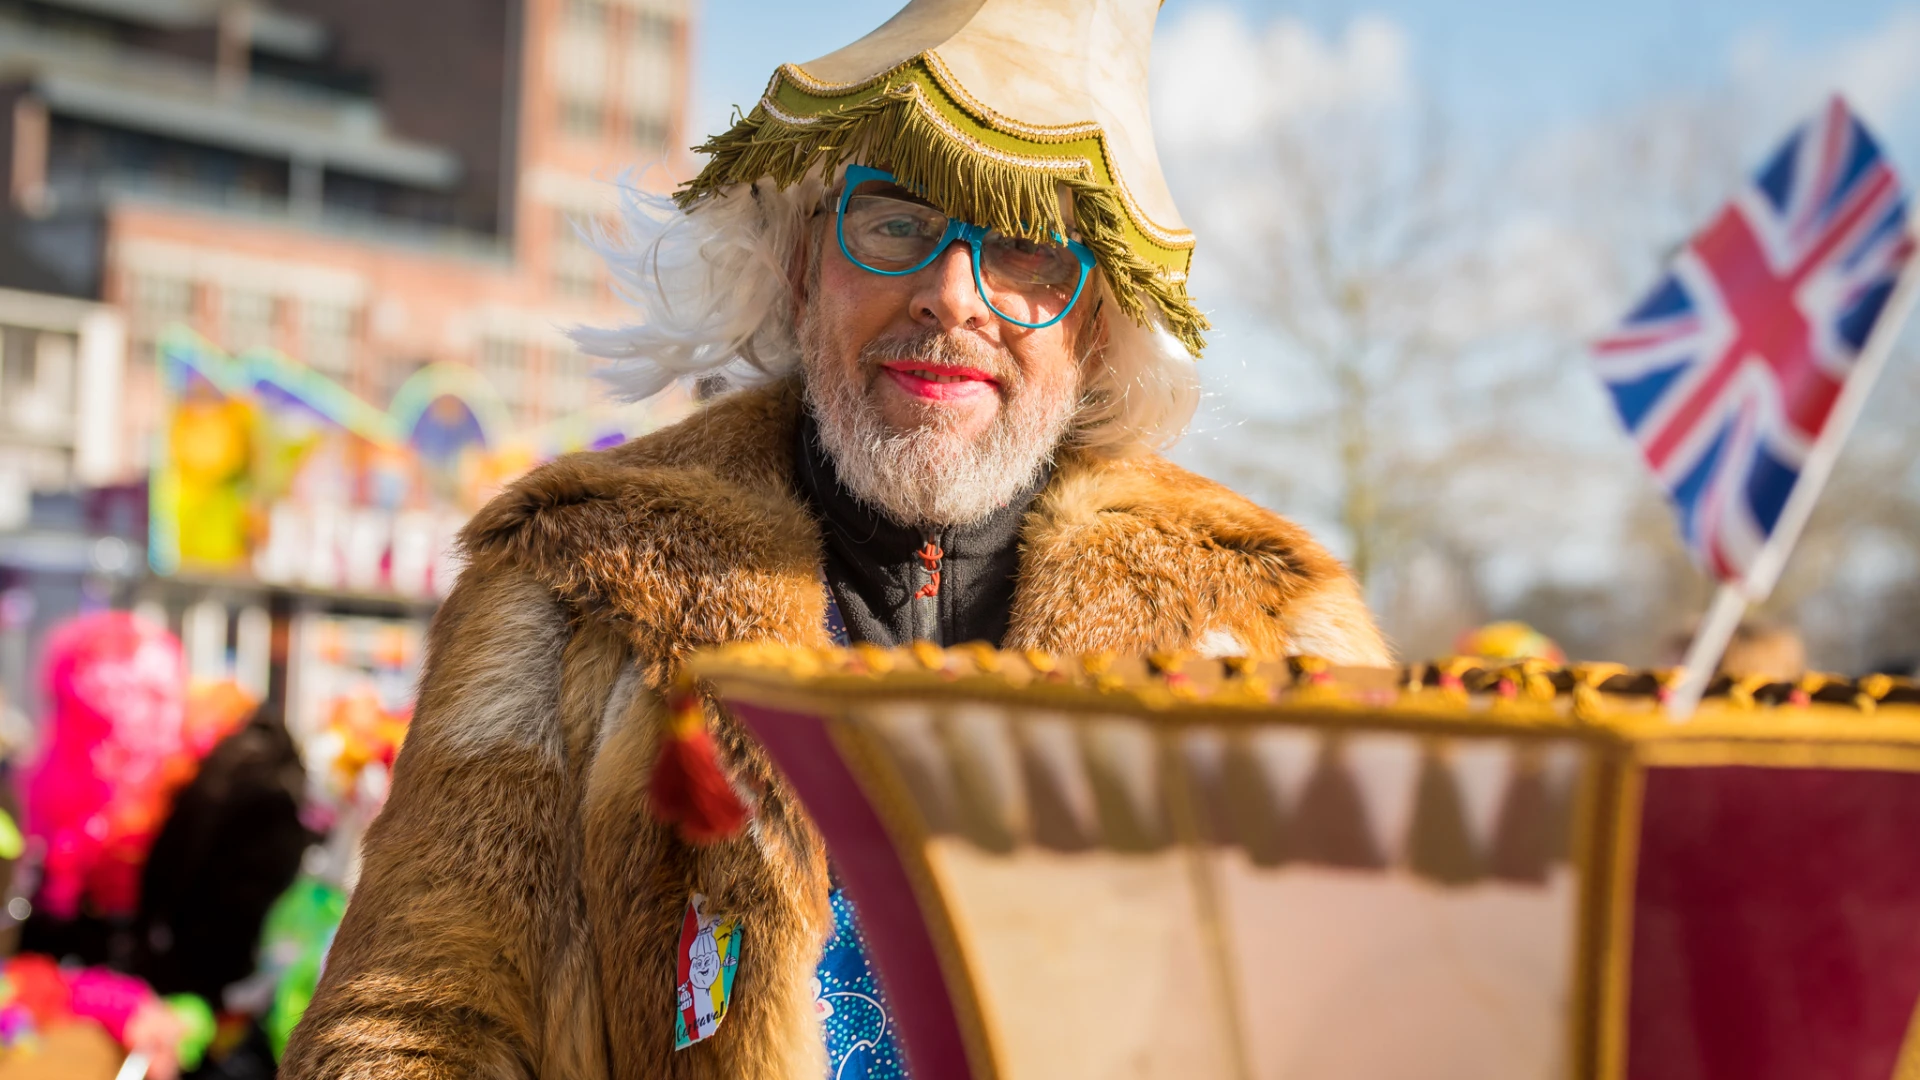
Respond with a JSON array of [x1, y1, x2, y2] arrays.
[[1169, 71, 1920, 668], [1504, 91, 1920, 671], [1170, 102, 1605, 655]]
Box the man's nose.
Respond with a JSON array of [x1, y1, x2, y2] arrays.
[[911, 241, 993, 332]]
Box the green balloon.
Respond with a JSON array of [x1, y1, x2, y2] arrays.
[[0, 810, 24, 861], [164, 994, 216, 1072], [260, 876, 348, 1062]]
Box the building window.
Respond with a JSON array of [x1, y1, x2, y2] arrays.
[[630, 113, 669, 150], [552, 210, 603, 300], [612, 0, 684, 21], [0, 328, 33, 402], [47, 118, 291, 210], [1, 327, 77, 439], [302, 301, 359, 379], [548, 350, 601, 416], [221, 289, 277, 354], [566, 0, 608, 24], [128, 274, 194, 363], [561, 99, 605, 138], [635, 10, 675, 41], [555, 0, 611, 141], [622, 11, 677, 152], [122, 273, 194, 477]]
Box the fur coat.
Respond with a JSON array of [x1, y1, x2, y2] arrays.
[[280, 381, 1388, 1080]]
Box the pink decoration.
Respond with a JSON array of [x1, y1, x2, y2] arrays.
[[22, 612, 188, 919], [64, 967, 154, 1044]]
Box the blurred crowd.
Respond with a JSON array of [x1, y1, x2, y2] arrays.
[[0, 612, 403, 1080], [1457, 616, 1915, 685]]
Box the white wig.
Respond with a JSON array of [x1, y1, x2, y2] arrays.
[[571, 175, 1201, 456]]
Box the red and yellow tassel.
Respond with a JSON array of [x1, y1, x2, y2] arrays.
[[648, 680, 749, 844]]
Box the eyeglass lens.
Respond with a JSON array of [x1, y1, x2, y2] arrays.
[[840, 180, 1084, 325]]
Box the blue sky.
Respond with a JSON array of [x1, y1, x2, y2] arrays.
[[1310, 0, 1907, 127], [691, 0, 1917, 158]]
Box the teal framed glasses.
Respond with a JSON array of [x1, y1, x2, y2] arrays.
[[835, 165, 1096, 330]]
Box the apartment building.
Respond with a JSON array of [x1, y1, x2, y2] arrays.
[[1, 0, 689, 478], [0, 0, 692, 715]]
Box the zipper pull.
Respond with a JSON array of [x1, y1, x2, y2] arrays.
[[913, 538, 944, 599]]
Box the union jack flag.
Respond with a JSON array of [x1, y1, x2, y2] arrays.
[[1593, 96, 1915, 583]]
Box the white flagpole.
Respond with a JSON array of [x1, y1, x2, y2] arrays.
[[1667, 227, 1920, 720], [1666, 584, 1750, 719]]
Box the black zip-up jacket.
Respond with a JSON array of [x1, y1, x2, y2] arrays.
[[794, 409, 1046, 648]]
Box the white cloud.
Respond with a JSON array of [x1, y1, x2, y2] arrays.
[[1727, 10, 1920, 136], [1830, 11, 1920, 124], [1150, 6, 1411, 152], [1427, 214, 1623, 346]]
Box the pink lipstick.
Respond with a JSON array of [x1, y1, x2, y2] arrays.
[[879, 362, 1002, 402]]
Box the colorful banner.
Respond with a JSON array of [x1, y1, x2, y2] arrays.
[[149, 328, 670, 599]]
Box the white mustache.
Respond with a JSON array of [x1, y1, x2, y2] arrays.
[[859, 332, 1018, 387]]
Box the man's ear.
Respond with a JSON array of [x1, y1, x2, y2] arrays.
[[788, 219, 817, 313], [1076, 296, 1110, 367]]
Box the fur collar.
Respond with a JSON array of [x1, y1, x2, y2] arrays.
[[463, 381, 1387, 679]]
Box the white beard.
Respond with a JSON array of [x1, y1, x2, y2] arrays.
[[800, 323, 1078, 528]]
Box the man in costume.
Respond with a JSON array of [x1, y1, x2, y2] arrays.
[[282, 1, 1389, 1077]]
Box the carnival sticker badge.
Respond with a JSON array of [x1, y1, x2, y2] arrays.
[[673, 893, 741, 1049]]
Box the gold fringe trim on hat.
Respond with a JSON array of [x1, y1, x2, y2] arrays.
[[677, 69, 1210, 356]]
